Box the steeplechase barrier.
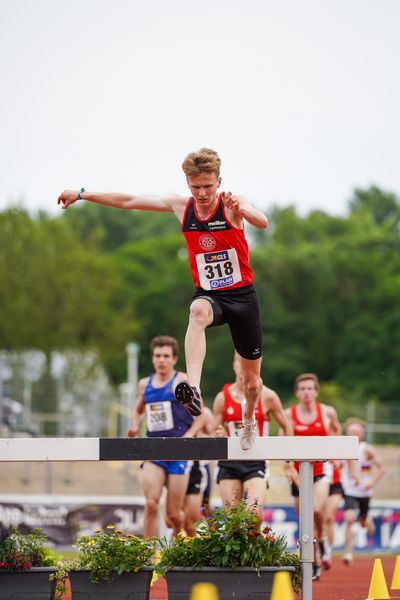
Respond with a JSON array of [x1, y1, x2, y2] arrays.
[[0, 435, 358, 600]]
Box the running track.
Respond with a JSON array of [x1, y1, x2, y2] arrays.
[[150, 555, 399, 599]]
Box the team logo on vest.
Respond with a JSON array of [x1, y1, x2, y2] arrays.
[[199, 233, 216, 251]]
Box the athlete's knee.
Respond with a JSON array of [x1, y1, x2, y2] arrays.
[[314, 507, 324, 523], [344, 510, 354, 524], [145, 497, 160, 515], [189, 302, 212, 328], [324, 514, 334, 527], [167, 507, 183, 529], [243, 374, 262, 397]]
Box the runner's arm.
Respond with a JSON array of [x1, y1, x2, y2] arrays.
[[127, 378, 147, 437], [264, 388, 293, 436], [279, 407, 298, 485], [212, 391, 227, 436], [182, 411, 206, 438], [325, 404, 342, 436], [57, 189, 185, 213], [365, 444, 387, 488]]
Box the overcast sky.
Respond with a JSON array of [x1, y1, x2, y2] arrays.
[[1, 0, 399, 218]]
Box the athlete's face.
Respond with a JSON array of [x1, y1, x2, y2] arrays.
[[295, 379, 319, 405], [187, 172, 221, 208], [152, 345, 177, 375], [346, 423, 365, 441], [232, 357, 244, 384]]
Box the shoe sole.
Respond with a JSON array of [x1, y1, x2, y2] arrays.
[[175, 382, 202, 417]]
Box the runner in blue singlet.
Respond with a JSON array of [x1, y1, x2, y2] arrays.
[[128, 335, 204, 537]]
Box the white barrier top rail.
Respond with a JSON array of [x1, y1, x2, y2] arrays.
[[0, 436, 358, 462]]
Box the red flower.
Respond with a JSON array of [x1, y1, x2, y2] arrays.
[[263, 526, 272, 534]]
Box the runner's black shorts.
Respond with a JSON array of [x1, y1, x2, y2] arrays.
[[216, 460, 267, 483], [329, 482, 344, 496], [343, 495, 370, 520], [192, 284, 262, 360], [186, 461, 211, 500], [291, 474, 327, 497]]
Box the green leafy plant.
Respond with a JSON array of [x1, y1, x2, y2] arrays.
[[56, 525, 156, 586], [0, 527, 61, 571], [156, 501, 301, 592]]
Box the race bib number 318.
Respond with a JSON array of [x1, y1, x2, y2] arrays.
[[196, 248, 242, 290]]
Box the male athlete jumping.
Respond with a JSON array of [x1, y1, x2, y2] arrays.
[[58, 148, 268, 450]]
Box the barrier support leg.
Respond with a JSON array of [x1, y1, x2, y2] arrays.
[[299, 460, 314, 600]]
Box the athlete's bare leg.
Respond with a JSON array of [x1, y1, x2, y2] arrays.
[[239, 356, 262, 420], [184, 298, 214, 388], [219, 479, 243, 508], [343, 508, 356, 559], [243, 477, 267, 524], [142, 462, 166, 538], [165, 472, 190, 535], [184, 493, 203, 537], [314, 479, 330, 542], [324, 493, 342, 548]]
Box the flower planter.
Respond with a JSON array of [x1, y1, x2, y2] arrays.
[[0, 567, 57, 600], [68, 566, 154, 600], [165, 566, 296, 600]]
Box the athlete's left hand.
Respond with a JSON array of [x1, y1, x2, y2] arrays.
[[221, 191, 243, 213]]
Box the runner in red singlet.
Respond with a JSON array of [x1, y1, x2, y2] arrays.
[[57, 148, 268, 451], [283, 373, 341, 581], [213, 353, 292, 524]]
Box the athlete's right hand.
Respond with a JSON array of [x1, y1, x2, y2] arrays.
[[57, 189, 79, 209]]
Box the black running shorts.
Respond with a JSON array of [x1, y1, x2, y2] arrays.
[[192, 284, 262, 360], [343, 495, 370, 520], [186, 461, 211, 497], [216, 460, 267, 483]]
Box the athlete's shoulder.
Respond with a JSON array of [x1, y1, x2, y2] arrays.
[[165, 195, 190, 222], [138, 376, 150, 388], [320, 403, 338, 416], [262, 385, 280, 403]]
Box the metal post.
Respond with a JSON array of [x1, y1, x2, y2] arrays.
[[124, 343, 140, 435], [366, 400, 375, 443], [299, 461, 314, 600]]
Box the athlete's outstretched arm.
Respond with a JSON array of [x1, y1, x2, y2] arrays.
[[57, 189, 185, 214]]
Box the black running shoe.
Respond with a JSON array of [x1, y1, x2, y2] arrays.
[[312, 563, 321, 581], [175, 382, 202, 417]]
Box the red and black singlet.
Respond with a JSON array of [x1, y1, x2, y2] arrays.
[[291, 403, 328, 477], [181, 196, 253, 291], [222, 383, 270, 437]]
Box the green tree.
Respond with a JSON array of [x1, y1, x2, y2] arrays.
[[254, 191, 400, 404], [0, 209, 137, 382]]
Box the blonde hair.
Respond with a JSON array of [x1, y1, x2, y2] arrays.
[[182, 148, 221, 177], [294, 372, 320, 391], [344, 417, 367, 431]]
